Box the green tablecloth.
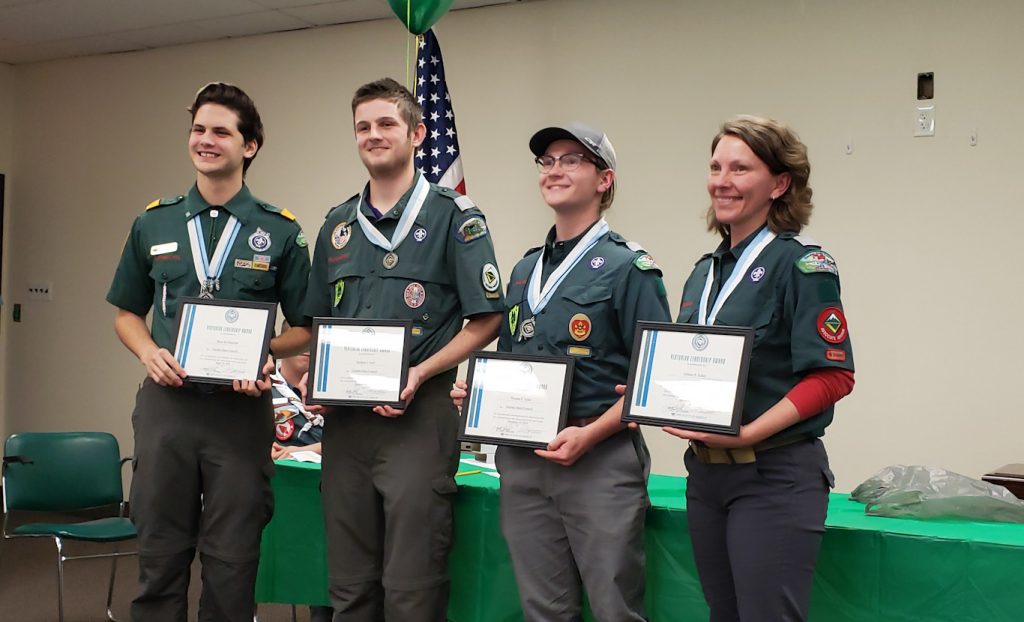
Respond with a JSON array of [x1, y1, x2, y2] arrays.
[[256, 460, 1024, 621]]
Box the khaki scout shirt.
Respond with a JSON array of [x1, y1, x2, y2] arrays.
[[107, 184, 311, 351], [676, 226, 855, 439], [304, 178, 504, 366], [499, 227, 672, 421]]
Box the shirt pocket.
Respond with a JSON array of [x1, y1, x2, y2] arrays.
[[149, 262, 190, 317], [558, 284, 613, 346], [231, 270, 277, 303], [327, 263, 363, 313], [380, 261, 453, 325]]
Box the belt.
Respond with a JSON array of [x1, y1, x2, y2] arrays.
[[689, 433, 814, 465], [567, 415, 602, 427]]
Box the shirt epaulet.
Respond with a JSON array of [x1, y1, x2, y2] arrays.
[[257, 201, 296, 221], [326, 195, 359, 220], [522, 245, 543, 259], [793, 234, 820, 247], [146, 195, 184, 210]]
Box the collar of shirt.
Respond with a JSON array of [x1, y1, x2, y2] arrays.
[[714, 223, 770, 260], [182, 183, 255, 224], [358, 175, 420, 223], [543, 220, 600, 268]]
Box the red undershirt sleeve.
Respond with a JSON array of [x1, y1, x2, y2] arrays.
[[787, 368, 855, 420]]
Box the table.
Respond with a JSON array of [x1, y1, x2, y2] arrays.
[[256, 460, 1024, 621]]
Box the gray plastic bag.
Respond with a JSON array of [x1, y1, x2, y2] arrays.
[[850, 465, 1024, 523]]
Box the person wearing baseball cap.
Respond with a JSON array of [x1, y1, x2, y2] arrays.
[[453, 122, 670, 621]]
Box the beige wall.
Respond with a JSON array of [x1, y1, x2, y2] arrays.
[[3, 0, 1022, 490], [0, 62, 14, 444]]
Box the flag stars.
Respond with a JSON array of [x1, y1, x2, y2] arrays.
[[445, 127, 455, 138], [429, 111, 440, 122], [430, 147, 440, 159], [430, 93, 440, 103], [416, 149, 425, 160], [430, 129, 440, 140], [445, 109, 453, 120], [430, 55, 439, 65], [430, 74, 440, 84], [431, 165, 441, 175], [446, 145, 456, 155]]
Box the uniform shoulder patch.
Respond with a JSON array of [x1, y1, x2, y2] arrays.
[[626, 240, 647, 253], [455, 216, 488, 243], [796, 250, 839, 276], [633, 253, 660, 271], [146, 195, 183, 210]]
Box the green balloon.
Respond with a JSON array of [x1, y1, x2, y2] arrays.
[[387, 0, 455, 35]]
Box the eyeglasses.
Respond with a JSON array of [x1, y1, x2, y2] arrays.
[[534, 153, 599, 173]]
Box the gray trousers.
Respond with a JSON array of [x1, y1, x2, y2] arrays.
[[496, 428, 650, 622], [320, 373, 460, 622], [129, 379, 275, 622], [684, 438, 833, 622]]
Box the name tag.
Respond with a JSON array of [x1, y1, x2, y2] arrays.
[[150, 242, 178, 256]]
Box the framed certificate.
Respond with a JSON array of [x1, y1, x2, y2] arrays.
[[458, 351, 574, 449], [621, 322, 754, 435], [306, 318, 412, 408], [173, 297, 276, 384]]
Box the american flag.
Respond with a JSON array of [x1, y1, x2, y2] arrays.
[[414, 29, 466, 194]]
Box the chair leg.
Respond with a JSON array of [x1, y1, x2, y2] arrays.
[[106, 543, 121, 621], [54, 537, 66, 622]]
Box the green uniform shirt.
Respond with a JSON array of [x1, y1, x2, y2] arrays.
[[107, 184, 312, 350], [499, 226, 672, 420], [676, 226, 855, 439], [304, 178, 504, 367]]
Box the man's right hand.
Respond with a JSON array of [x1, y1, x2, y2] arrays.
[[141, 346, 187, 387]]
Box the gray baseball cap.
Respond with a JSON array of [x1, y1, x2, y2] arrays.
[[529, 122, 617, 171]]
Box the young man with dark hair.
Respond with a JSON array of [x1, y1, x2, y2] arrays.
[[303, 77, 503, 620], [107, 82, 311, 622]]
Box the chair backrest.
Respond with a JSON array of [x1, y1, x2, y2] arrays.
[[3, 432, 124, 512]]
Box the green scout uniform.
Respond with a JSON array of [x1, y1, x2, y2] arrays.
[[675, 225, 855, 622], [494, 220, 671, 622], [107, 184, 310, 622], [304, 173, 503, 621]]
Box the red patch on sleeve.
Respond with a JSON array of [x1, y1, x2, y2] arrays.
[[825, 348, 847, 362], [817, 307, 848, 344]]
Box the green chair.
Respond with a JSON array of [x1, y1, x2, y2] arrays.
[[3, 431, 137, 622]]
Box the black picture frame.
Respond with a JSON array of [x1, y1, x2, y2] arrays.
[[306, 317, 412, 409], [458, 351, 574, 449], [621, 321, 754, 435], [172, 297, 277, 385]]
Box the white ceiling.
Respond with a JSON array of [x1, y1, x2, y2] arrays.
[[0, 0, 517, 65]]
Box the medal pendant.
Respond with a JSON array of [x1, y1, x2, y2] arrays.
[[199, 280, 215, 299], [519, 317, 536, 341], [383, 252, 399, 270]]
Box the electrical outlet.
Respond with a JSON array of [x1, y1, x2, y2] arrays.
[[915, 105, 935, 137], [27, 281, 53, 301]]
